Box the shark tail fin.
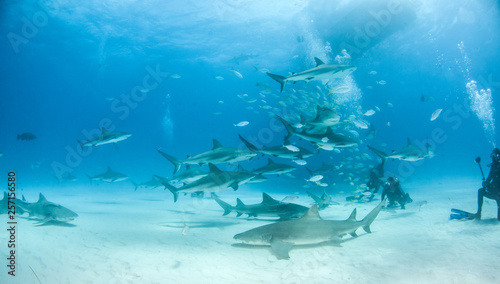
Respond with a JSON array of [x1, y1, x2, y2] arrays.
[[274, 115, 294, 142], [157, 149, 182, 175], [306, 191, 321, 203], [214, 198, 233, 216], [266, 72, 286, 93], [131, 181, 139, 191], [77, 140, 86, 150], [85, 173, 93, 184], [238, 134, 258, 152], [153, 175, 179, 202], [361, 198, 386, 233], [367, 145, 388, 161]]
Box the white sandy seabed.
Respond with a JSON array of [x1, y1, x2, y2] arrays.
[[1, 176, 499, 284]]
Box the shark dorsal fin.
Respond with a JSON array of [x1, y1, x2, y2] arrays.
[[101, 127, 108, 133], [107, 166, 112, 172], [236, 198, 245, 207], [208, 163, 222, 174], [3, 192, 7, 200], [237, 165, 245, 172], [212, 139, 223, 150], [301, 204, 321, 220], [267, 158, 275, 165], [38, 193, 48, 203], [407, 138, 412, 145], [314, 57, 325, 67], [347, 208, 357, 221], [325, 127, 334, 136], [321, 191, 329, 199], [307, 191, 321, 202], [316, 105, 322, 115], [262, 193, 279, 204]]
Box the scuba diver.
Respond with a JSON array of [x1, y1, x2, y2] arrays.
[[381, 177, 412, 209], [346, 160, 384, 202], [365, 160, 385, 201], [451, 148, 500, 220], [476, 148, 500, 220]]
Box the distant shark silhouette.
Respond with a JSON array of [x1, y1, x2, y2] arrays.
[[78, 127, 131, 148]]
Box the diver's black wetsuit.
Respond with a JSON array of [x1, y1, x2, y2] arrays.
[[360, 161, 385, 201], [382, 181, 411, 209], [477, 160, 500, 220]]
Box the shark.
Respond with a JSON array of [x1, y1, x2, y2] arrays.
[[267, 57, 357, 93], [131, 176, 164, 191], [154, 164, 261, 202], [86, 166, 129, 183], [158, 139, 256, 174], [239, 135, 314, 159], [275, 115, 357, 148], [214, 192, 309, 220], [234, 199, 385, 259], [78, 127, 131, 148], [252, 158, 296, 176], [169, 165, 208, 185], [306, 162, 337, 176], [300, 105, 341, 133], [307, 191, 339, 210], [17, 193, 78, 225], [368, 138, 434, 162], [0, 192, 26, 215]]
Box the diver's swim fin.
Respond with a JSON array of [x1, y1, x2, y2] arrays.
[[450, 208, 477, 220]]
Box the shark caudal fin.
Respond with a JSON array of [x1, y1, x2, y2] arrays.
[[361, 198, 386, 233], [157, 149, 182, 175], [266, 73, 286, 93], [238, 134, 259, 152], [153, 175, 179, 202], [214, 198, 233, 216], [131, 181, 139, 191], [274, 115, 295, 142], [367, 145, 388, 160]]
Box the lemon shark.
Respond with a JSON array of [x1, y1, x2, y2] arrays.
[[158, 139, 256, 175], [234, 199, 385, 259], [78, 127, 131, 148], [214, 192, 308, 220], [0, 192, 26, 215], [275, 115, 357, 148], [267, 57, 356, 93], [154, 164, 262, 202], [368, 138, 434, 162], [239, 135, 314, 159], [17, 193, 78, 225]]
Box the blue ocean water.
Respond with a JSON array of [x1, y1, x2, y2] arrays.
[[2, 1, 500, 282], [2, 1, 498, 190]]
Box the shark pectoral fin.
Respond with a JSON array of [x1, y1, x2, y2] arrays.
[[270, 237, 293, 260], [230, 182, 239, 191], [349, 231, 358, 238]]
